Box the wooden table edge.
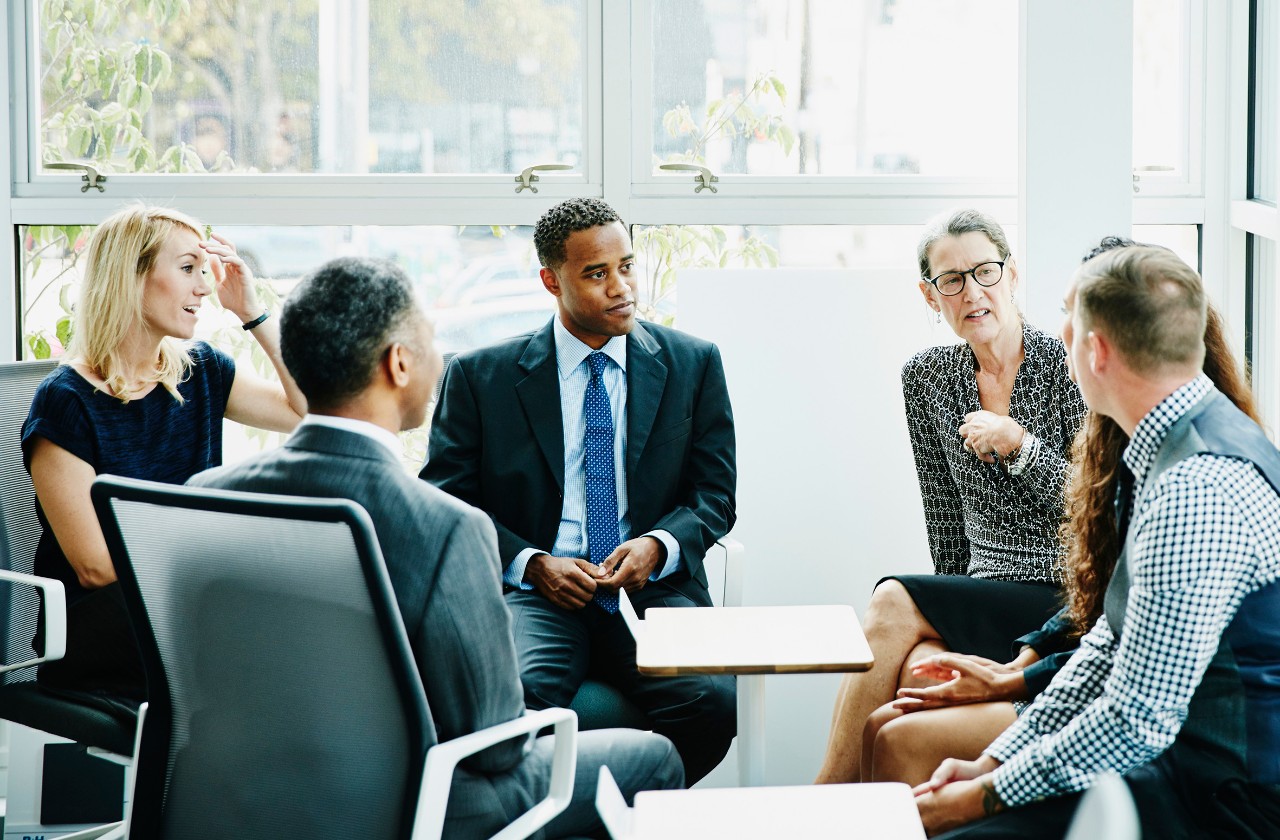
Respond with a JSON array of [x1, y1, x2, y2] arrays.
[[636, 660, 875, 677]]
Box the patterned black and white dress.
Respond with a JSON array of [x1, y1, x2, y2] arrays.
[[887, 323, 1087, 660]]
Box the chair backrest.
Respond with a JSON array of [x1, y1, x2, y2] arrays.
[[91, 476, 434, 840], [0, 359, 58, 679]]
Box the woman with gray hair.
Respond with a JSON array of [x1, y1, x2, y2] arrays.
[[815, 209, 1086, 784]]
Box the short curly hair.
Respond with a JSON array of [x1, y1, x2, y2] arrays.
[[281, 256, 422, 411], [533, 198, 624, 269]]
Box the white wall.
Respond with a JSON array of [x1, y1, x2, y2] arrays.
[[680, 267, 943, 785]]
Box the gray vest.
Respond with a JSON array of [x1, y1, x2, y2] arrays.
[[1104, 389, 1280, 783]]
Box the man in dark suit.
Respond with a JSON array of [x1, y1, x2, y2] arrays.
[[422, 198, 738, 783], [190, 256, 682, 838]]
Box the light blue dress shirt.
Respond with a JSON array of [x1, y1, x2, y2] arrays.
[[504, 318, 682, 589]]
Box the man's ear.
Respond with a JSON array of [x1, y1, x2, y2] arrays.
[[1087, 330, 1109, 376], [540, 266, 562, 297], [385, 342, 412, 388]]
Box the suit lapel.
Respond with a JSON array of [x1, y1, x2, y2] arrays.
[[516, 322, 566, 492], [626, 323, 667, 482]]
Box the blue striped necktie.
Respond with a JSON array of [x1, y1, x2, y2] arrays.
[[584, 352, 620, 613]]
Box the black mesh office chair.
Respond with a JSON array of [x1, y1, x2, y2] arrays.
[[91, 475, 576, 840]]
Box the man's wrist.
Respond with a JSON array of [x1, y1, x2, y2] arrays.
[[978, 778, 1005, 817]]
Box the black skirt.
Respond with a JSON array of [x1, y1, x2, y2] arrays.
[[879, 574, 1064, 663]]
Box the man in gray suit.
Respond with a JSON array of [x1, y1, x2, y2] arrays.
[[190, 256, 682, 838]]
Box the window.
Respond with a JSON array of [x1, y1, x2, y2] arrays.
[[1132, 0, 1194, 188], [20, 222, 546, 358], [642, 0, 1018, 180], [32, 0, 588, 177]]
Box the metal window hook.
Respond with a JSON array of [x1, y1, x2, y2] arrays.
[[515, 163, 573, 194], [658, 163, 719, 194], [46, 161, 108, 193]]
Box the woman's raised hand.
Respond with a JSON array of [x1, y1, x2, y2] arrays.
[[201, 232, 263, 324]]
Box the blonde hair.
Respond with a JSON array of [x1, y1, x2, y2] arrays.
[[68, 204, 204, 402]]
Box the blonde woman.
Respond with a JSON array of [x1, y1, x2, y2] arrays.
[[21, 204, 305, 699]]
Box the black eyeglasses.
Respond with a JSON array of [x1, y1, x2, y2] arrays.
[[927, 261, 1005, 297]]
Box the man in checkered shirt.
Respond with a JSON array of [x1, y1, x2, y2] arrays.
[[914, 246, 1280, 838]]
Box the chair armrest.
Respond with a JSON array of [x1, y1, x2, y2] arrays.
[[715, 536, 745, 608], [0, 569, 66, 672], [595, 765, 636, 839], [414, 707, 578, 840]]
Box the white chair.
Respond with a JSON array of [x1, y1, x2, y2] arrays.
[[1065, 772, 1141, 840], [91, 475, 578, 840]]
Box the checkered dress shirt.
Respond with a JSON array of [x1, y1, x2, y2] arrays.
[[987, 375, 1280, 806]]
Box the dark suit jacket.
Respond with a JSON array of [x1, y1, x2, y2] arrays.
[[189, 424, 528, 777], [422, 319, 736, 606]]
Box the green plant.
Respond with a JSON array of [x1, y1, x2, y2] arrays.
[[633, 225, 777, 325], [660, 71, 795, 165], [640, 71, 790, 321]]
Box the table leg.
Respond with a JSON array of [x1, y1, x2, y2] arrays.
[[737, 674, 766, 786]]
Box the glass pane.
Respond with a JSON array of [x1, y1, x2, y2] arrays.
[[20, 223, 553, 363], [1132, 224, 1199, 272], [649, 0, 1018, 177], [1133, 0, 1190, 178], [1254, 0, 1278, 203], [34, 0, 585, 175], [1250, 234, 1278, 425]]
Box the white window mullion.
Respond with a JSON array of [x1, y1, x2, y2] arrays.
[[2, 3, 21, 360]]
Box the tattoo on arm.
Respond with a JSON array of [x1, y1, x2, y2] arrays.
[[981, 780, 1004, 817]]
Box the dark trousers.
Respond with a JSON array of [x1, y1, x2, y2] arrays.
[[38, 582, 146, 701], [506, 584, 736, 785]]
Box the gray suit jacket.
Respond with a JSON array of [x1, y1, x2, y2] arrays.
[[189, 423, 527, 778]]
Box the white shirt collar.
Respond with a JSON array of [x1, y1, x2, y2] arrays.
[[552, 315, 628, 380], [300, 414, 402, 460]]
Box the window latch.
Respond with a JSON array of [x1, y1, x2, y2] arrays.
[[659, 163, 719, 194], [46, 161, 108, 193], [1131, 165, 1173, 194], [515, 163, 573, 194]]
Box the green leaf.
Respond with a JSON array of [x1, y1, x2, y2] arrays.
[[55, 315, 73, 349], [28, 334, 51, 360], [778, 124, 796, 157], [770, 75, 787, 104]]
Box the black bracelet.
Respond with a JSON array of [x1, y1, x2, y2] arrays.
[[241, 311, 270, 331]]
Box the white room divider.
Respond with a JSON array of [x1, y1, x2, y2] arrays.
[[678, 267, 946, 784]]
